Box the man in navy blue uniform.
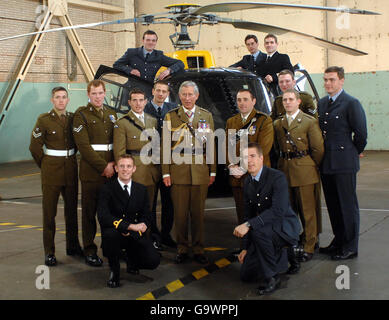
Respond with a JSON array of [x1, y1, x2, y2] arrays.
[[144, 80, 177, 249], [233, 143, 301, 295], [318, 66, 367, 260], [230, 34, 266, 74], [113, 30, 184, 83]]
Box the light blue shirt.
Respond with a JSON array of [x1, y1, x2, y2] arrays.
[[251, 167, 263, 182], [329, 89, 343, 102], [252, 51, 261, 61], [143, 47, 153, 58]]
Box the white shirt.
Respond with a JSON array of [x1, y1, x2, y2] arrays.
[[131, 110, 145, 124], [182, 105, 196, 122], [286, 109, 300, 124], [117, 178, 132, 197]]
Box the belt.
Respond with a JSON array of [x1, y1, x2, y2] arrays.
[[172, 147, 205, 155], [45, 148, 75, 157], [126, 149, 152, 157], [280, 150, 310, 160], [91, 144, 113, 151]]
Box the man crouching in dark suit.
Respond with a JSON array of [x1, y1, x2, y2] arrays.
[[233, 143, 301, 295], [97, 154, 160, 288]]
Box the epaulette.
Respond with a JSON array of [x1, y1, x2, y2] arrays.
[[255, 110, 269, 118], [301, 112, 316, 120], [198, 106, 211, 114]]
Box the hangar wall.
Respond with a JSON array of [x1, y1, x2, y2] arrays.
[[0, 0, 387, 163]]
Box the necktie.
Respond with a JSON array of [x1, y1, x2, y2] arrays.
[[329, 98, 333, 106], [242, 116, 246, 124], [287, 116, 293, 126], [266, 55, 271, 63], [124, 184, 130, 197], [186, 110, 193, 120], [139, 114, 144, 125], [60, 114, 66, 125], [157, 107, 162, 118], [145, 53, 150, 61]]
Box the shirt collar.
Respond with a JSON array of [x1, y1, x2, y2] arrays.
[[252, 50, 260, 60], [329, 89, 343, 102], [117, 177, 132, 191], [131, 109, 145, 120], [251, 167, 263, 182], [182, 105, 196, 115], [287, 109, 300, 121], [143, 47, 153, 57], [267, 51, 277, 59], [151, 100, 163, 110]]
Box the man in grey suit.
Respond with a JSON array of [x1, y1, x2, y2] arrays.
[[318, 66, 367, 260]]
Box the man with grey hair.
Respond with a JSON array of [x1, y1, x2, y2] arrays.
[[162, 81, 216, 265]]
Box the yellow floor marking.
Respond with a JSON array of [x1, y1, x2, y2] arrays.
[[0, 173, 40, 181], [204, 247, 226, 251], [192, 268, 209, 280], [0, 222, 16, 226], [166, 279, 185, 293], [136, 292, 155, 300], [215, 258, 231, 268]]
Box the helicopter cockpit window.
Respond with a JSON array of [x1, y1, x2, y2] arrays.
[[187, 57, 205, 69], [98, 73, 153, 114]]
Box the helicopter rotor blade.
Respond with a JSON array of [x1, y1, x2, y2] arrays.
[[191, 2, 380, 15], [0, 14, 172, 42], [217, 18, 367, 56]]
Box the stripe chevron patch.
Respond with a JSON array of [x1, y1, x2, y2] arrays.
[[73, 125, 83, 133], [32, 132, 42, 138]]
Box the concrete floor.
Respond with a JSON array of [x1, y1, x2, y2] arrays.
[[0, 151, 388, 300]]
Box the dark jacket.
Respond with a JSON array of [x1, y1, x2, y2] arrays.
[[256, 51, 293, 85], [97, 178, 152, 237], [113, 47, 184, 83], [144, 101, 177, 135], [230, 51, 267, 74], [243, 166, 301, 247], [318, 90, 367, 174]]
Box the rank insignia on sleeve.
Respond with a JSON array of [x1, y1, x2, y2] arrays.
[[73, 125, 83, 133]]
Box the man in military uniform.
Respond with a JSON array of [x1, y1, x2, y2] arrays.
[[113, 30, 184, 83], [162, 81, 216, 265], [272, 69, 317, 120], [273, 89, 324, 261], [230, 34, 266, 74], [113, 88, 161, 249], [144, 81, 177, 248], [29, 87, 82, 266], [225, 89, 273, 226], [73, 80, 118, 267], [318, 66, 367, 260]]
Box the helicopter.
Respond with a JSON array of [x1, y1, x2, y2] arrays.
[[0, 2, 378, 194]]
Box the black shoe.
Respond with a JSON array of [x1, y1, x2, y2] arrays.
[[161, 236, 177, 248], [107, 271, 120, 288], [287, 264, 300, 275], [257, 276, 281, 295], [66, 246, 84, 257], [319, 241, 339, 255], [193, 254, 209, 265], [174, 253, 189, 264], [331, 250, 358, 261], [45, 254, 57, 267], [126, 264, 140, 275], [299, 252, 314, 262], [153, 240, 164, 251], [85, 254, 103, 267]]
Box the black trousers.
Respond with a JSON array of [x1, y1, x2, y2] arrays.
[[101, 228, 160, 270], [240, 224, 288, 282], [321, 173, 360, 252], [151, 180, 174, 240]]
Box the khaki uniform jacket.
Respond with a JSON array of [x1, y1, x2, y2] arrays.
[[273, 111, 324, 187], [113, 111, 160, 186], [73, 103, 117, 183], [225, 109, 273, 187], [29, 109, 78, 186], [162, 105, 216, 185], [272, 91, 317, 121]]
